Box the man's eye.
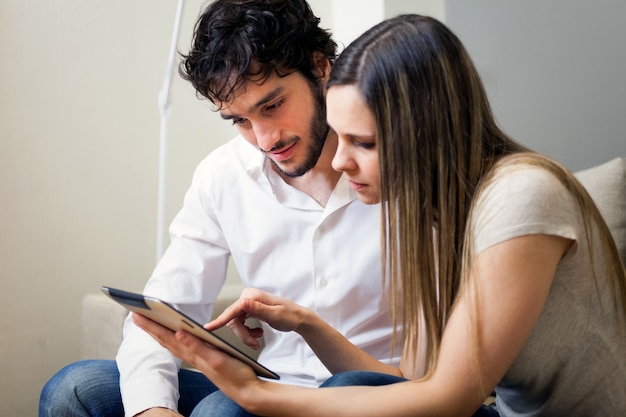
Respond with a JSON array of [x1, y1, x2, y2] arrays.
[[232, 118, 246, 126], [266, 100, 284, 111]]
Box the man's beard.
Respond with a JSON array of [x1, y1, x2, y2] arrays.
[[271, 81, 329, 178]]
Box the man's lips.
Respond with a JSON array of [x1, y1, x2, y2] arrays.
[[268, 142, 297, 162]]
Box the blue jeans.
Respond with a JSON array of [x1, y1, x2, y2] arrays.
[[38, 359, 238, 417], [195, 371, 500, 417], [40, 362, 499, 417], [190, 390, 252, 417]]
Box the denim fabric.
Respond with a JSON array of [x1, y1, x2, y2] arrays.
[[39, 360, 218, 417], [191, 390, 254, 417], [39, 362, 499, 417]]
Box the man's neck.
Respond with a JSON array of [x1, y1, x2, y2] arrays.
[[276, 132, 341, 207]]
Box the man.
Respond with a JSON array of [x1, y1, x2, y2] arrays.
[[39, 1, 399, 416]]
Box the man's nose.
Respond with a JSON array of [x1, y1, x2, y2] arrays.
[[253, 121, 281, 152]]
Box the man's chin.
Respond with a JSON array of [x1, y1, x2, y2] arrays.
[[277, 167, 307, 178], [271, 160, 310, 178]]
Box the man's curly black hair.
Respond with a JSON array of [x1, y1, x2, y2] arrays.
[[179, 0, 337, 105]]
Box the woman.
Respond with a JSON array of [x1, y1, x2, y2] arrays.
[[135, 14, 626, 416]]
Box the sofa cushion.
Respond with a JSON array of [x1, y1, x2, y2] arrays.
[[575, 157, 626, 264], [82, 293, 128, 359]]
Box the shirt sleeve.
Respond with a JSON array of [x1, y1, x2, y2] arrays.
[[116, 157, 231, 416], [470, 165, 581, 255]]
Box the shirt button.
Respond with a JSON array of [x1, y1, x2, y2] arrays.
[[319, 279, 328, 288]]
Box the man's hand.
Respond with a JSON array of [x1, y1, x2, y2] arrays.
[[135, 407, 182, 417]]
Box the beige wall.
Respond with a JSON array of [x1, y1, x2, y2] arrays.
[[0, 0, 237, 414], [0, 0, 436, 415]]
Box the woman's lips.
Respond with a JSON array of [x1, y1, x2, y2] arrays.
[[348, 180, 367, 192]]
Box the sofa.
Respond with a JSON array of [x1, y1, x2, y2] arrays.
[[81, 157, 626, 365]]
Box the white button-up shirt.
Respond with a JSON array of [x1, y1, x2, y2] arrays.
[[117, 136, 399, 416]]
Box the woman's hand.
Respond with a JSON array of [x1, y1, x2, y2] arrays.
[[135, 407, 183, 417], [210, 289, 401, 377], [206, 288, 311, 350], [132, 313, 263, 402]]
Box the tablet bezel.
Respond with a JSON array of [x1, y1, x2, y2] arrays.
[[101, 285, 279, 380]]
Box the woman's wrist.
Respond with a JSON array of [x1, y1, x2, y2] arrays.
[[237, 379, 275, 415], [293, 307, 321, 337]]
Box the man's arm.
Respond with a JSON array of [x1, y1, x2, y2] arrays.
[[117, 156, 232, 416], [117, 314, 183, 416]]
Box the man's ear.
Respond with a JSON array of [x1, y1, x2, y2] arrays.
[[312, 51, 331, 80]]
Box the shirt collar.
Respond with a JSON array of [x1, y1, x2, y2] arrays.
[[256, 153, 356, 213]]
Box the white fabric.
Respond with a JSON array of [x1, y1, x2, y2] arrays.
[[472, 164, 626, 416], [117, 136, 399, 416], [575, 157, 626, 263]]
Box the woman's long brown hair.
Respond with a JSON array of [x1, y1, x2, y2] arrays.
[[328, 14, 626, 379]]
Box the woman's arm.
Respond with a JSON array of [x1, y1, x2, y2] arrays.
[[206, 288, 402, 376], [136, 233, 571, 417]]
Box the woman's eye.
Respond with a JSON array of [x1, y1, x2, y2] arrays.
[[357, 141, 376, 149], [232, 118, 246, 126]]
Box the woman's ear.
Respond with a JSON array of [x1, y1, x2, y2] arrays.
[[312, 51, 331, 80]]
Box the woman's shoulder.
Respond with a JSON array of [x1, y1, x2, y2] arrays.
[[481, 156, 569, 205], [471, 154, 581, 253]]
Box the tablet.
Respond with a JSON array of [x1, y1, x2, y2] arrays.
[[101, 286, 279, 380]]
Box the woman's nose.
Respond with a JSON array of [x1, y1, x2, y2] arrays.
[[332, 139, 353, 172]]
